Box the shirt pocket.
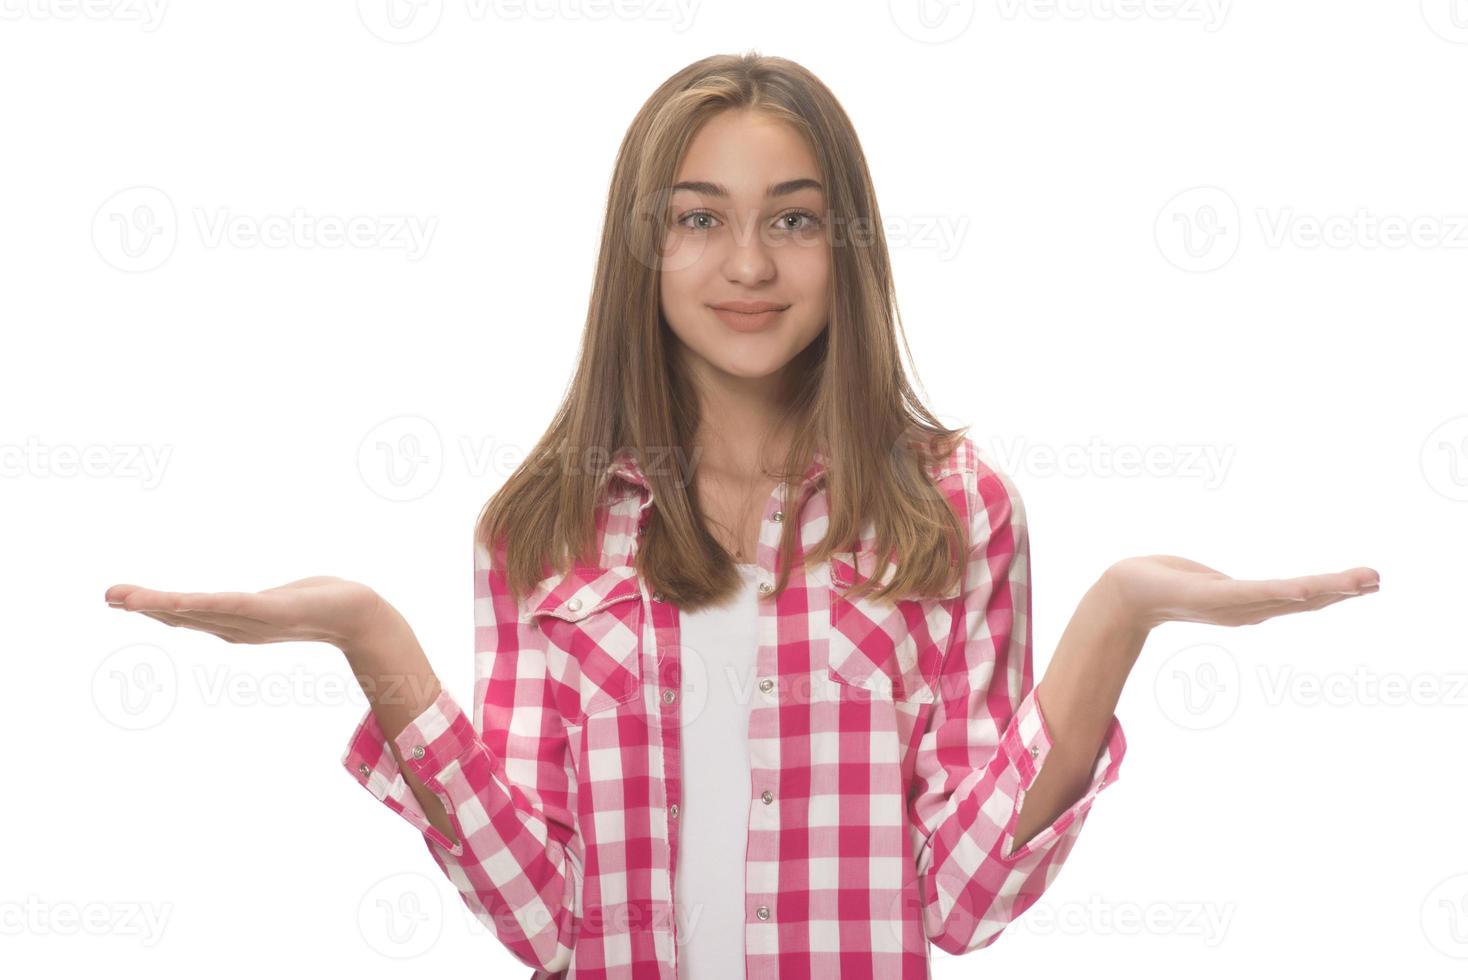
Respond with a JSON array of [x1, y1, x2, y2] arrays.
[[827, 555, 956, 704], [524, 564, 645, 724]]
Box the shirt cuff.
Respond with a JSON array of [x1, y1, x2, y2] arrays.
[[996, 686, 1126, 861], [340, 688, 478, 856]]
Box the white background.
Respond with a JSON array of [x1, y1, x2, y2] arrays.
[[3, 1, 1464, 976]]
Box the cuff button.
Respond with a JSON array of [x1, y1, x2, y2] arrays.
[[411, 745, 426, 760]]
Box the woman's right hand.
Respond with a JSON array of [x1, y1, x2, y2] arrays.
[[103, 576, 387, 652]]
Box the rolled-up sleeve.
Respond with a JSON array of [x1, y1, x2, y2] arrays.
[[338, 537, 580, 974]]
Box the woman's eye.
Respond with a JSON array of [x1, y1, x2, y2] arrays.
[[675, 208, 822, 234], [678, 210, 720, 231], [778, 210, 821, 232]]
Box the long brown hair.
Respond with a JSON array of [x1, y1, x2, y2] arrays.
[[476, 51, 970, 611]]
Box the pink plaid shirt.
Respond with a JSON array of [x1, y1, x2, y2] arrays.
[[342, 436, 1126, 978]]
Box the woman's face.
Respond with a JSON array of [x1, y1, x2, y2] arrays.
[[658, 108, 831, 385]]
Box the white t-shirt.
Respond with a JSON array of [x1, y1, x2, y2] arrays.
[[674, 563, 761, 980]]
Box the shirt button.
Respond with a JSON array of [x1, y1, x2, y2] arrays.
[[755, 905, 770, 921], [356, 763, 370, 777], [652, 591, 664, 603], [772, 510, 784, 523], [758, 678, 774, 694], [757, 581, 773, 596], [1029, 744, 1040, 760], [670, 803, 679, 818], [761, 790, 774, 805], [411, 745, 426, 760], [565, 597, 582, 612], [662, 688, 677, 704]]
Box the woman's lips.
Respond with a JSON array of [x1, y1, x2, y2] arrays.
[[709, 305, 788, 332]]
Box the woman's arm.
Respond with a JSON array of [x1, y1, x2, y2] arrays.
[[1012, 554, 1378, 854], [340, 597, 455, 843], [338, 537, 581, 973], [1011, 571, 1147, 855]]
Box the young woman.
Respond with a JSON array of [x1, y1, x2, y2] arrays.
[[104, 52, 1378, 980]]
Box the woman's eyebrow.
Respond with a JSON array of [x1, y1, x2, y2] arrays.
[[671, 178, 823, 198]]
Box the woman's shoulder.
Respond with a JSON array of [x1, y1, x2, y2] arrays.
[[927, 433, 1026, 535]]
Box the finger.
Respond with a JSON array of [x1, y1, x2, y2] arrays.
[[1224, 570, 1377, 604], [119, 589, 264, 616], [137, 610, 258, 643], [146, 609, 273, 632], [1266, 591, 1361, 616], [1231, 591, 1361, 624]]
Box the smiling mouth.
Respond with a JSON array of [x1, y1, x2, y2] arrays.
[[708, 304, 790, 332]]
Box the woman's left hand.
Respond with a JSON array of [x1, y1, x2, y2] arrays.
[[1104, 555, 1379, 632]]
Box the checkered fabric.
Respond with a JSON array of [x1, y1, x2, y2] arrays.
[[342, 436, 1126, 978]]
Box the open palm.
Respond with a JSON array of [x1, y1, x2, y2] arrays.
[[103, 575, 383, 649], [1108, 555, 1380, 631]]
